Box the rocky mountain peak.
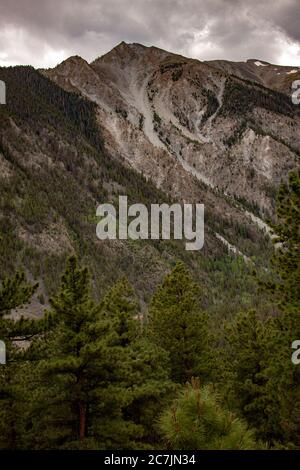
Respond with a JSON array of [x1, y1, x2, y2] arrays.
[[54, 55, 89, 72], [44, 43, 300, 226]]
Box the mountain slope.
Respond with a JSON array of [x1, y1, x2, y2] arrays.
[[2, 42, 298, 317], [45, 42, 300, 220], [0, 64, 272, 321], [206, 58, 300, 95]]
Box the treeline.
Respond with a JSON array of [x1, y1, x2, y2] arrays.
[[0, 168, 299, 450]]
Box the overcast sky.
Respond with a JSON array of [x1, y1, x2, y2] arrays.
[[0, 0, 300, 68]]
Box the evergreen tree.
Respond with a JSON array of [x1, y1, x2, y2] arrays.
[[270, 167, 300, 315], [0, 271, 37, 449], [221, 169, 300, 448], [25, 260, 174, 450], [263, 168, 300, 448], [158, 377, 258, 450], [147, 262, 213, 384], [221, 310, 279, 443], [100, 277, 140, 347], [24, 257, 138, 449], [99, 278, 176, 448]]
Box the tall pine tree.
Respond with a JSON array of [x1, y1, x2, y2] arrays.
[[0, 271, 37, 449], [264, 168, 300, 448], [147, 262, 213, 384], [221, 310, 280, 443], [99, 277, 175, 448], [25, 259, 174, 449], [24, 257, 136, 449]]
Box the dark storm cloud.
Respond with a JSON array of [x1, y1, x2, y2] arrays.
[[0, 0, 299, 67]]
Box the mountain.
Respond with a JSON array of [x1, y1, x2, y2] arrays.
[[1, 42, 299, 317], [206, 58, 300, 95], [44, 42, 300, 217]]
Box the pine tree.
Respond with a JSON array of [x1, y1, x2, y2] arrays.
[[222, 169, 300, 448], [158, 377, 258, 450], [99, 277, 176, 448], [25, 259, 174, 449], [263, 168, 300, 448], [0, 271, 37, 449], [100, 277, 140, 347], [234, 168, 300, 448], [24, 257, 138, 449], [269, 167, 300, 316], [221, 310, 280, 443], [147, 262, 213, 384]]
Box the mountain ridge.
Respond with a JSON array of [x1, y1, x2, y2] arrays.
[[44, 41, 300, 217]]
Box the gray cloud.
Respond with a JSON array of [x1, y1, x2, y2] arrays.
[[0, 0, 299, 67]]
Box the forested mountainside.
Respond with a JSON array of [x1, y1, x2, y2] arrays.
[[0, 43, 299, 451], [0, 64, 272, 318]]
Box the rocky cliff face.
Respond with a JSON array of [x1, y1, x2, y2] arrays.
[[44, 42, 300, 223]]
